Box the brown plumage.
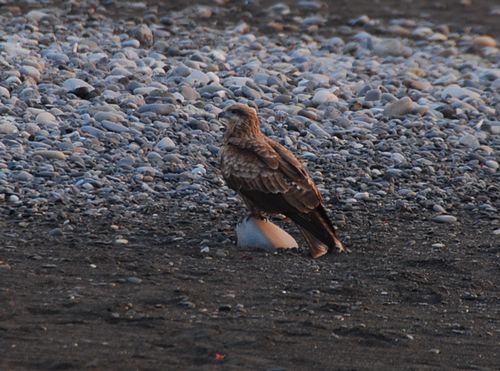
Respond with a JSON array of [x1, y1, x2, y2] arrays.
[[218, 103, 345, 258]]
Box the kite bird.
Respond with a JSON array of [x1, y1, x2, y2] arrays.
[[218, 103, 345, 258]]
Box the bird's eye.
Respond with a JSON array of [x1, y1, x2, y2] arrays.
[[231, 108, 244, 115]]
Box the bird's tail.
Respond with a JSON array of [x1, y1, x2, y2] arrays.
[[290, 205, 346, 258], [298, 226, 329, 258]]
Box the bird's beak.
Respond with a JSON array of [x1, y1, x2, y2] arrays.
[[217, 111, 229, 132]]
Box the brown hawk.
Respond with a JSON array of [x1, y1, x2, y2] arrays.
[[218, 103, 345, 258]]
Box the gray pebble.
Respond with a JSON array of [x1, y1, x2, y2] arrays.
[[63, 78, 94, 92], [138, 104, 176, 115], [14, 171, 34, 182], [364, 89, 381, 101], [102, 120, 128, 133], [0, 122, 17, 134], [432, 204, 446, 213], [36, 112, 57, 125], [432, 215, 457, 223], [383, 97, 414, 117], [459, 134, 480, 149], [127, 277, 143, 284], [156, 137, 176, 151], [20, 65, 41, 82]]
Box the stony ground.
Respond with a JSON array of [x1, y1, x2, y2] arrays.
[[0, 0, 499, 370]]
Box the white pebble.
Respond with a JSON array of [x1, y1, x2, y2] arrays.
[[432, 215, 457, 223]]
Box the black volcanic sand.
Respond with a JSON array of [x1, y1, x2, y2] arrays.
[[1, 1, 499, 370], [1, 204, 499, 370]]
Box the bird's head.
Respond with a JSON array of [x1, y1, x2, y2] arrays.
[[218, 103, 261, 139]]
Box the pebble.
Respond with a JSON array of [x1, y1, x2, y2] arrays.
[[138, 104, 176, 115], [236, 217, 298, 251], [441, 85, 481, 100], [102, 121, 128, 133], [180, 85, 200, 100], [383, 97, 414, 117], [0, 2, 496, 247], [473, 36, 496, 48], [26, 10, 49, 23], [364, 89, 381, 101], [14, 171, 34, 182], [20, 65, 41, 82], [0, 86, 10, 98], [0, 122, 17, 134], [312, 89, 338, 105], [218, 304, 232, 312], [63, 78, 94, 92], [372, 38, 412, 57], [131, 24, 153, 47], [127, 277, 142, 284], [354, 192, 370, 201], [412, 27, 433, 38], [36, 112, 57, 125], [185, 70, 210, 85], [432, 215, 457, 224], [155, 137, 176, 151], [459, 134, 480, 149], [432, 204, 446, 214], [94, 111, 124, 123], [34, 150, 66, 160], [308, 122, 330, 138], [485, 160, 498, 170]]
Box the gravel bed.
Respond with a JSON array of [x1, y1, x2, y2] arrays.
[[0, 1, 498, 238]]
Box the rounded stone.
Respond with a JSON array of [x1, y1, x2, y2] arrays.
[[138, 104, 176, 115], [155, 137, 176, 151], [458, 134, 480, 149], [131, 24, 154, 46], [36, 112, 57, 125], [236, 217, 298, 251], [354, 192, 370, 200], [20, 65, 41, 82], [383, 97, 414, 117], [432, 215, 457, 224], [364, 89, 381, 101], [0, 86, 10, 98], [34, 150, 66, 160], [0, 122, 17, 134], [485, 160, 499, 170], [14, 171, 34, 182], [63, 78, 94, 93], [473, 35, 496, 48], [312, 89, 338, 105]]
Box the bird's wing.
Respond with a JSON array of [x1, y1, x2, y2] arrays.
[[266, 138, 323, 206], [222, 136, 345, 254], [226, 137, 279, 170], [222, 136, 321, 214]]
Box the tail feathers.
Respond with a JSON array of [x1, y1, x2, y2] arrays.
[[298, 227, 329, 258], [290, 205, 346, 257]]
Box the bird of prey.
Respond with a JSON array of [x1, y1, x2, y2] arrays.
[[218, 103, 345, 258]]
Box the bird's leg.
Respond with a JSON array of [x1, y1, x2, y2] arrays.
[[250, 210, 267, 222], [241, 196, 267, 221], [238, 212, 266, 225]]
